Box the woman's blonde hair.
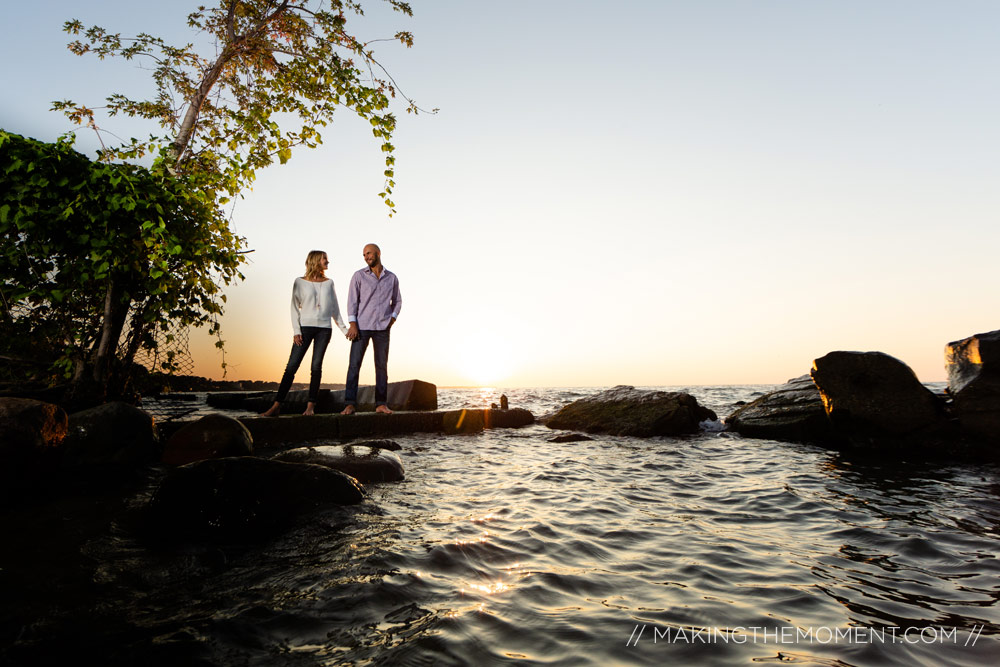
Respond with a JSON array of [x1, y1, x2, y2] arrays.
[[304, 250, 327, 280]]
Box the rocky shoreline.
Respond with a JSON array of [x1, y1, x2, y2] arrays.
[[2, 332, 998, 662], [726, 330, 1000, 460]]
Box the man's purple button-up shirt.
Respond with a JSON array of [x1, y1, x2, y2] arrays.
[[346, 266, 402, 331]]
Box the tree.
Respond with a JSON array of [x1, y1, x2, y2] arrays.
[[0, 130, 246, 399], [3, 1, 426, 400], [53, 0, 427, 214]]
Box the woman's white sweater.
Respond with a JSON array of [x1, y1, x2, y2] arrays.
[[290, 277, 349, 335]]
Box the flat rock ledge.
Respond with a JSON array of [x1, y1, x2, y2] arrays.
[[545, 386, 717, 437], [159, 408, 535, 446]]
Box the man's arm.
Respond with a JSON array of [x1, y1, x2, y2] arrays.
[[390, 275, 402, 325]]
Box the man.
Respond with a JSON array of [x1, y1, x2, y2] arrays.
[[340, 243, 402, 415]]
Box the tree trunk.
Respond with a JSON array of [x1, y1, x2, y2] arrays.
[[91, 280, 128, 388]]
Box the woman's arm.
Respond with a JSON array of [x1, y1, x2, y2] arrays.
[[328, 281, 349, 335], [290, 278, 303, 336]]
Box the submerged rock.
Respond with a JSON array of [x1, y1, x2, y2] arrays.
[[726, 375, 837, 444], [63, 402, 160, 467], [145, 457, 365, 542], [272, 445, 404, 482], [163, 413, 253, 465], [810, 351, 949, 445], [545, 385, 717, 437], [946, 330, 1000, 444], [548, 433, 594, 443]]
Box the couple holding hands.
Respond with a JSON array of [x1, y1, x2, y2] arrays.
[[260, 243, 401, 417]]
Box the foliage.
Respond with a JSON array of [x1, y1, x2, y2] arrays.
[[0, 130, 246, 392], [52, 0, 428, 214]]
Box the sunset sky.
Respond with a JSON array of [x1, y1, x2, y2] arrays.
[[5, 1, 999, 387]]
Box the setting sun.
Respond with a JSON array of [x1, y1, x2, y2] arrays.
[[453, 330, 515, 386]]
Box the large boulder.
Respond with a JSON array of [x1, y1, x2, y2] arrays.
[[726, 375, 838, 444], [0, 397, 67, 462], [272, 445, 404, 482], [63, 402, 160, 467], [946, 330, 1000, 443], [545, 385, 717, 437], [810, 351, 948, 443], [144, 457, 365, 542], [162, 414, 253, 465]]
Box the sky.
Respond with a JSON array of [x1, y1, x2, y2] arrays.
[[4, 1, 999, 388]]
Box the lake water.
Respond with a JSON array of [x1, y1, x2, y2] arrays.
[[12, 386, 1000, 665]]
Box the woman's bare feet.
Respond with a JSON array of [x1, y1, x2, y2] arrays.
[[340, 405, 356, 415], [375, 405, 393, 414], [303, 401, 316, 416], [260, 402, 281, 417]]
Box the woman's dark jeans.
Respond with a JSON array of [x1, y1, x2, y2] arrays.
[[276, 326, 333, 403]]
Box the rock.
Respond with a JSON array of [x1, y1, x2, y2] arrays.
[[144, 457, 365, 542], [810, 351, 948, 442], [484, 408, 534, 429], [443, 409, 485, 434], [63, 402, 160, 467], [0, 397, 68, 462], [337, 411, 443, 440], [548, 433, 594, 443], [205, 391, 273, 410], [330, 379, 438, 412], [946, 330, 1000, 443], [726, 375, 839, 444], [272, 445, 404, 482], [347, 439, 402, 451], [162, 414, 253, 465], [545, 385, 717, 437], [228, 379, 440, 414]]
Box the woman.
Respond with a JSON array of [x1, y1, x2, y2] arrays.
[[261, 250, 349, 416]]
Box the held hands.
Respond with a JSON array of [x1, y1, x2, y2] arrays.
[[346, 322, 359, 341]]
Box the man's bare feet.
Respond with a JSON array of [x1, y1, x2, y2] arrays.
[[260, 402, 281, 417], [340, 405, 356, 415], [302, 401, 316, 416], [375, 405, 393, 415]]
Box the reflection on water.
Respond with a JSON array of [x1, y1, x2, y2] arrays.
[[7, 387, 1000, 665]]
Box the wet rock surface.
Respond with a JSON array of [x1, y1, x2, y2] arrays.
[[545, 385, 717, 437], [144, 457, 365, 542], [810, 351, 948, 442], [272, 445, 405, 482], [946, 329, 1000, 443], [163, 413, 253, 465], [548, 433, 595, 443], [63, 401, 160, 468], [726, 375, 837, 444]]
